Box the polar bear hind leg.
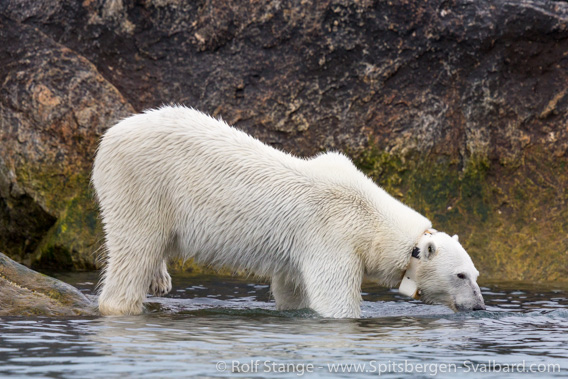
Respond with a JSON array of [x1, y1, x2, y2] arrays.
[[98, 228, 170, 316]]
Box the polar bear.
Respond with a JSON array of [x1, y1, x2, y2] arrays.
[[92, 106, 485, 317]]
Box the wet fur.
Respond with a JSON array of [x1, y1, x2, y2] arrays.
[[92, 106, 482, 317]]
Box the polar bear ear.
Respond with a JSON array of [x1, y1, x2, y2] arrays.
[[452, 234, 459, 242], [424, 241, 437, 260]]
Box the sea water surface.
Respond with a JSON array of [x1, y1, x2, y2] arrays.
[[0, 272, 566, 378]]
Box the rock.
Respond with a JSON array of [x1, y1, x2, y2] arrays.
[[0, 252, 96, 316], [0, 15, 134, 269], [0, 0, 566, 281]]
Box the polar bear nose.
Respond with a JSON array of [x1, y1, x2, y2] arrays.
[[473, 304, 486, 311]]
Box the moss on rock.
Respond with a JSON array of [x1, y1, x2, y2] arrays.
[[353, 146, 568, 283], [15, 164, 102, 271]]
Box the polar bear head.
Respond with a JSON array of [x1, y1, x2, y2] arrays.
[[413, 232, 486, 311]]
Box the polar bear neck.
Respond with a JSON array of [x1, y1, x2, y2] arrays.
[[361, 182, 433, 287]]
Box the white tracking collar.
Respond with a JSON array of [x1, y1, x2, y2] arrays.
[[398, 230, 435, 299]]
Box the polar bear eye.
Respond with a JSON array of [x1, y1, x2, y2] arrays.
[[457, 273, 466, 279]]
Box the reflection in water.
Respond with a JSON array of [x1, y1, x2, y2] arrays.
[[0, 273, 566, 378]]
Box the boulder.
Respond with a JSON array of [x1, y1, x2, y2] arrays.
[[0, 15, 134, 269], [0, 252, 96, 316]]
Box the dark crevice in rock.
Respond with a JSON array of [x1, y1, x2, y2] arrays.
[[0, 192, 57, 264]]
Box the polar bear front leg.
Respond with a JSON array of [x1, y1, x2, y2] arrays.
[[271, 272, 308, 310], [300, 256, 364, 318], [149, 260, 172, 297]]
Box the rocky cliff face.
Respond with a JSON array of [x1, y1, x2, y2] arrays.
[[0, 0, 566, 281]]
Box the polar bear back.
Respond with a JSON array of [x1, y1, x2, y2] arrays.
[[93, 106, 431, 280]]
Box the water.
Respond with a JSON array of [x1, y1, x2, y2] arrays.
[[0, 272, 566, 378]]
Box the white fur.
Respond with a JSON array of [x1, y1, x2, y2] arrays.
[[93, 105, 482, 318], [415, 232, 485, 311]]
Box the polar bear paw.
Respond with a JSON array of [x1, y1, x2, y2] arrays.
[[149, 265, 172, 297]]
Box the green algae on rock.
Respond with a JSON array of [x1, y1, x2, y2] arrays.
[[0, 252, 96, 316], [354, 146, 568, 283]]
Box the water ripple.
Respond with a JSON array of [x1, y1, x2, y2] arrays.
[[0, 273, 566, 378]]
